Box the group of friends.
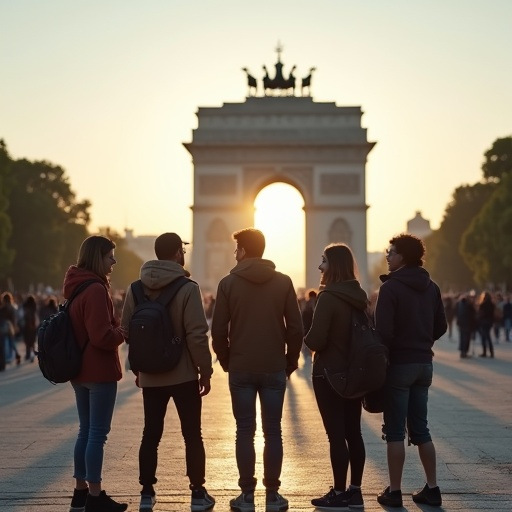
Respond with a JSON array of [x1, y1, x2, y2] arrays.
[[58, 227, 446, 512]]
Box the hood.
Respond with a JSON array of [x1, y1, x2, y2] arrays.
[[320, 280, 368, 310], [62, 265, 107, 299], [140, 260, 187, 290], [229, 258, 276, 284], [380, 265, 432, 292]]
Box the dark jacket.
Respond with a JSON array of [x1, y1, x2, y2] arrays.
[[375, 266, 447, 364], [63, 266, 124, 383], [304, 280, 368, 377], [456, 298, 477, 332], [477, 298, 495, 324], [211, 257, 303, 374]]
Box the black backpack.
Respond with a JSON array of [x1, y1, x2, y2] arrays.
[[127, 277, 190, 374], [36, 280, 99, 385], [324, 307, 389, 399]]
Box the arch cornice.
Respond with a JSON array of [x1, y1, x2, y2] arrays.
[[183, 143, 375, 165]]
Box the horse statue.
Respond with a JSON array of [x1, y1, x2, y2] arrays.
[[301, 67, 316, 96], [283, 65, 296, 96], [242, 67, 257, 96], [262, 65, 274, 95]]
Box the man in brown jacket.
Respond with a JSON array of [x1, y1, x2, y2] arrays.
[[121, 232, 214, 512], [211, 228, 303, 512]]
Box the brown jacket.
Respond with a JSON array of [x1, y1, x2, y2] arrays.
[[211, 257, 303, 374], [121, 260, 213, 387]]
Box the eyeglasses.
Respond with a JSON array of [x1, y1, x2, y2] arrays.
[[385, 249, 398, 257], [181, 247, 187, 254]]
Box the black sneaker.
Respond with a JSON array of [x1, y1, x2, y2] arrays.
[[344, 488, 364, 508], [412, 483, 442, 506], [139, 493, 157, 511], [230, 492, 255, 512], [311, 487, 349, 509], [266, 490, 289, 511], [376, 486, 402, 508], [70, 488, 88, 512], [84, 491, 128, 512], [191, 486, 216, 511]]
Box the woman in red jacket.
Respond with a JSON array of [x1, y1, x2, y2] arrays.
[[65, 235, 127, 512]]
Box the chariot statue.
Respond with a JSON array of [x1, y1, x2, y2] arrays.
[[242, 43, 315, 97]]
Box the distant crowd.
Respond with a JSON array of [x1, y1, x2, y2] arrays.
[[2, 286, 511, 372], [442, 291, 511, 358]]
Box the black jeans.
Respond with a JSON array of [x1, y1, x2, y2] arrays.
[[139, 379, 206, 488], [313, 375, 365, 490]]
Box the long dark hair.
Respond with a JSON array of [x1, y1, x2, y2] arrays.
[[321, 243, 359, 286]]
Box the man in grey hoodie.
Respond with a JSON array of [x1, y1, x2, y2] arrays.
[[122, 232, 215, 512]]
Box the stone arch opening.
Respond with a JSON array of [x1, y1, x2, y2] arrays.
[[254, 182, 305, 288]]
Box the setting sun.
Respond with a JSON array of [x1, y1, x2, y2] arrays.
[[254, 183, 306, 290]]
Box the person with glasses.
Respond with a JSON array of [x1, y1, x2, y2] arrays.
[[304, 243, 369, 509], [375, 234, 447, 508]]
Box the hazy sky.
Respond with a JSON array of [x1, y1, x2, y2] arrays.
[[2, 0, 511, 285]]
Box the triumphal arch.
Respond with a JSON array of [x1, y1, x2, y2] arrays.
[[185, 50, 375, 292]]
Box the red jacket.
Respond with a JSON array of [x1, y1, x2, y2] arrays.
[[63, 266, 124, 383]]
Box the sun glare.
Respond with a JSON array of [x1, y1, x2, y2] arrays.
[[254, 183, 305, 289]]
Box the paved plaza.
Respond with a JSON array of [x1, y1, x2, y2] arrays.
[[1, 332, 511, 511]]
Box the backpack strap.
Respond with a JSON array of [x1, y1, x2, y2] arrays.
[[61, 279, 102, 356], [130, 276, 192, 307], [155, 276, 191, 306], [64, 279, 102, 310], [130, 280, 147, 306]]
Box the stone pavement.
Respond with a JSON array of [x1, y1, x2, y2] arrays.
[[1, 332, 511, 511]]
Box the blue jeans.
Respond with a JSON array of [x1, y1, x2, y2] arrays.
[[72, 381, 117, 483], [139, 380, 206, 489], [229, 370, 286, 493], [383, 363, 433, 445]]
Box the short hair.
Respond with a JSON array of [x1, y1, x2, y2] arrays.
[[322, 243, 359, 285], [76, 235, 116, 276], [154, 232, 188, 260], [390, 233, 425, 266], [233, 228, 265, 258]]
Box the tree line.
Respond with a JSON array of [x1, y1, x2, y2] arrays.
[[425, 136, 512, 291], [0, 140, 142, 292]]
